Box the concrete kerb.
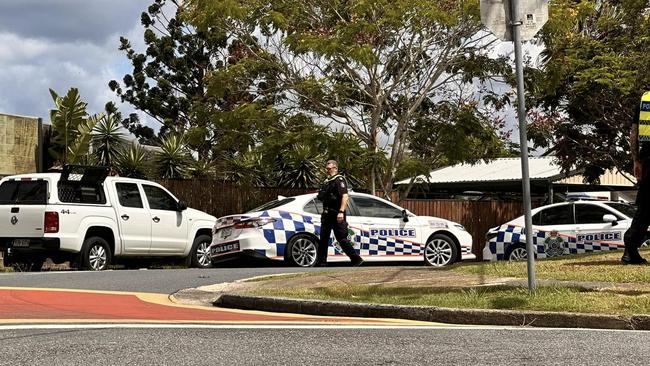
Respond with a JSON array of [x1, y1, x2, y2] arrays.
[[214, 294, 650, 330]]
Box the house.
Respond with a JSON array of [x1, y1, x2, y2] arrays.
[[395, 157, 636, 204]]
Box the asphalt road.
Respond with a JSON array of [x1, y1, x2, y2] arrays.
[[0, 327, 648, 366], [2, 265, 649, 365], [0, 266, 333, 293]]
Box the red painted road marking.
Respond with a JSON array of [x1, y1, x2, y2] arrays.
[[0, 288, 421, 325]]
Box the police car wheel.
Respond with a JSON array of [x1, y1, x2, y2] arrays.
[[506, 244, 527, 261], [424, 234, 457, 267], [286, 235, 318, 267]]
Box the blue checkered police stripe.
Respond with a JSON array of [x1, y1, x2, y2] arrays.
[[487, 224, 625, 260], [258, 210, 425, 258]]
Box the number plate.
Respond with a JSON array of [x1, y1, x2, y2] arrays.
[[12, 239, 30, 247], [220, 227, 232, 239], [211, 241, 240, 255]]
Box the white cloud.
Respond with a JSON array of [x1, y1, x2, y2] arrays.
[[0, 0, 151, 129]]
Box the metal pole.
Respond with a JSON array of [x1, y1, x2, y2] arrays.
[[510, 0, 536, 292]]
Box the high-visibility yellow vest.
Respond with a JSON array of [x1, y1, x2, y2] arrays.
[[640, 92, 650, 141]]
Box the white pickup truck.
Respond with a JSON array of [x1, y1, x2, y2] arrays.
[[0, 165, 216, 271]]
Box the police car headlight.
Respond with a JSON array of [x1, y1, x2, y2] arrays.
[[234, 217, 277, 229], [454, 224, 467, 232]]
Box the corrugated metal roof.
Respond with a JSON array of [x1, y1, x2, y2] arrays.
[[395, 157, 571, 185], [556, 169, 635, 187]]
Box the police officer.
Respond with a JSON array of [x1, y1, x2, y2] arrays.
[[623, 92, 650, 264], [316, 160, 363, 267]]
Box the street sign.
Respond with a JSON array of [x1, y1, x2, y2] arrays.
[[480, 0, 549, 41]]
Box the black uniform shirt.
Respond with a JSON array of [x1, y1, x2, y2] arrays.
[[318, 175, 348, 212]]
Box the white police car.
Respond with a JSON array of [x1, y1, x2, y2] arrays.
[[209, 192, 475, 267], [483, 201, 640, 261]]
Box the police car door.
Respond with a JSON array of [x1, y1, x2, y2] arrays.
[[350, 194, 420, 260], [573, 202, 625, 253], [532, 203, 576, 258]]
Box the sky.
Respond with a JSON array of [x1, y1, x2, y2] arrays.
[[0, 0, 151, 124], [0, 1, 541, 149]]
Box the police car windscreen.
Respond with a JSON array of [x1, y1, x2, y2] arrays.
[[0, 181, 47, 205], [247, 198, 296, 213], [604, 202, 636, 218]]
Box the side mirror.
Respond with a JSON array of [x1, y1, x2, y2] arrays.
[[401, 209, 409, 223], [177, 200, 188, 211], [603, 214, 618, 226]]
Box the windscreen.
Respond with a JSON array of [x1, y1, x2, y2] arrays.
[[604, 202, 636, 219], [0, 180, 47, 205]]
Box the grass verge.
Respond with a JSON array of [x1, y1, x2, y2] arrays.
[[248, 284, 650, 316], [452, 248, 650, 283], [243, 249, 650, 315]]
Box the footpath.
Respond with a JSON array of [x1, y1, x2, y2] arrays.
[[172, 267, 650, 330]]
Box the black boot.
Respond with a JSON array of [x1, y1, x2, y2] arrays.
[[621, 248, 648, 265]]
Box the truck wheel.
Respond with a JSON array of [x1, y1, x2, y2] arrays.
[[187, 234, 212, 268], [80, 236, 111, 271]]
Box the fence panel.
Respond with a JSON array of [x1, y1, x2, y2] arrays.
[[157, 180, 530, 260]]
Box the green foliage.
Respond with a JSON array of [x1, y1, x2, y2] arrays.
[[527, 0, 650, 180], [48, 88, 103, 165], [91, 103, 127, 168], [116, 142, 152, 179], [154, 134, 192, 179], [186, 0, 512, 193], [111, 0, 282, 162]]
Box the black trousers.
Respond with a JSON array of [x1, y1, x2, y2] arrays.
[[318, 213, 361, 264], [624, 159, 650, 249]]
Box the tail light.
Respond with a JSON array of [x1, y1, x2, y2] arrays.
[[234, 217, 277, 229], [44, 211, 59, 233]]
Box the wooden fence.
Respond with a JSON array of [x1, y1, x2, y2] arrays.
[[158, 180, 529, 260]]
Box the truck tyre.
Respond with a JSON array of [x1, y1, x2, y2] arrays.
[[80, 236, 111, 271], [187, 234, 212, 268]]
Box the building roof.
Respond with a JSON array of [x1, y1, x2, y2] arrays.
[[395, 157, 635, 187]]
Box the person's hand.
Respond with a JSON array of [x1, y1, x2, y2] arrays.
[[634, 160, 643, 180], [337, 212, 344, 223]]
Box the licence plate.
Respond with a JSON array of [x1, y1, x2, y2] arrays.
[[211, 242, 240, 255], [220, 227, 232, 239], [12, 239, 30, 247]]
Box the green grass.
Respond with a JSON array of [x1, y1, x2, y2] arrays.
[[248, 284, 650, 316], [243, 249, 650, 315], [452, 248, 650, 283]]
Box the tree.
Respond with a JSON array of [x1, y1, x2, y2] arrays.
[[154, 134, 192, 179], [109, 0, 283, 163], [186, 0, 512, 195], [91, 103, 127, 168], [525, 0, 649, 182], [49, 88, 103, 166], [115, 142, 152, 179], [398, 98, 514, 199]]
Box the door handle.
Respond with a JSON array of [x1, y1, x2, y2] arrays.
[[152, 216, 160, 223], [121, 214, 130, 220]]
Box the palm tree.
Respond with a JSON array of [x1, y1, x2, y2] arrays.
[[49, 88, 102, 165], [226, 151, 268, 186], [92, 110, 126, 168], [275, 144, 323, 188], [154, 134, 191, 179], [115, 142, 151, 179]]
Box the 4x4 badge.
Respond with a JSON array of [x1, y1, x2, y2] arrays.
[[10, 216, 18, 225]]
